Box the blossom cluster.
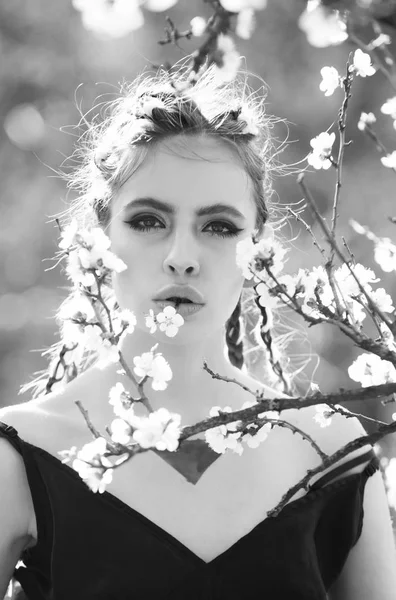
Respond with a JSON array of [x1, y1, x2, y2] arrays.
[[204, 401, 279, 455], [235, 233, 391, 326], [318, 50, 376, 99], [67, 401, 182, 493], [236, 228, 396, 389], [236, 234, 290, 283], [55, 219, 192, 491], [72, 0, 178, 40], [71, 0, 268, 85]]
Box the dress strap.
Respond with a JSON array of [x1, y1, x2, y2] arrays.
[[0, 421, 23, 454], [310, 447, 380, 491]]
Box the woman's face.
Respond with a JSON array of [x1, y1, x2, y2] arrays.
[[108, 135, 258, 341]]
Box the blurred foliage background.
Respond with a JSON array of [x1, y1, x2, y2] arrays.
[[1, 0, 396, 460]]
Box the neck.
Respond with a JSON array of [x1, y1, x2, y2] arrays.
[[104, 324, 241, 423]]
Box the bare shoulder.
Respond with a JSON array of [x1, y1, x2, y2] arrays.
[[0, 387, 85, 454], [281, 391, 373, 467], [241, 372, 375, 482]]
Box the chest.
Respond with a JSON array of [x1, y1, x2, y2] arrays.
[[23, 385, 322, 563], [40, 417, 312, 562]]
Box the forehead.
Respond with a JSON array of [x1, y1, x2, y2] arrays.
[[114, 135, 254, 215]]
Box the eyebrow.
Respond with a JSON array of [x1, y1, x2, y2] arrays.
[[123, 197, 246, 220]]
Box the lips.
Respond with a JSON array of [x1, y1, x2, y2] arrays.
[[154, 285, 205, 304], [165, 296, 193, 304]]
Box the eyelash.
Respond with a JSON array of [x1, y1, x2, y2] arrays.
[[124, 215, 243, 238]]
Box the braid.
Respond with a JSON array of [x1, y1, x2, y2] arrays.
[[253, 290, 293, 395], [225, 295, 244, 370]]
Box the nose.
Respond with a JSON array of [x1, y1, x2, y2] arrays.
[[163, 231, 200, 277]]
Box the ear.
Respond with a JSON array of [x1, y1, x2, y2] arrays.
[[242, 225, 274, 289]]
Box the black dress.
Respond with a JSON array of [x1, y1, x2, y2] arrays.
[[0, 420, 381, 599]]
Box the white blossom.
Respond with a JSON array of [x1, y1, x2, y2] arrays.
[[60, 319, 84, 347], [348, 353, 396, 387], [101, 251, 127, 273], [109, 382, 133, 418], [72, 437, 114, 493], [310, 382, 321, 394], [255, 237, 290, 280], [379, 322, 396, 353], [145, 309, 158, 333], [82, 325, 106, 352], [59, 219, 79, 250], [235, 235, 257, 280], [110, 418, 132, 444], [156, 305, 185, 337], [319, 66, 341, 97], [334, 263, 379, 297], [351, 49, 376, 77], [214, 34, 241, 84], [374, 237, 396, 273], [370, 287, 395, 314], [357, 112, 376, 131], [83, 325, 120, 367], [298, 266, 327, 301], [219, 0, 267, 10], [370, 33, 391, 49], [298, 0, 347, 48], [381, 96, 396, 119], [381, 151, 396, 170], [58, 291, 96, 323], [78, 245, 126, 274], [205, 427, 243, 454], [72, 0, 144, 39], [347, 300, 367, 326], [255, 282, 280, 310], [133, 344, 173, 390], [307, 131, 336, 170], [98, 344, 120, 367], [66, 251, 96, 287], [313, 404, 334, 428], [277, 273, 297, 298], [237, 104, 259, 135], [145, 0, 179, 10], [204, 405, 242, 454], [236, 8, 256, 40], [116, 309, 137, 335], [64, 226, 127, 287], [190, 16, 206, 37], [242, 421, 272, 448], [132, 407, 181, 452], [80, 227, 111, 251], [297, 266, 333, 319], [57, 445, 78, 464], [294, 265, 379, 325]]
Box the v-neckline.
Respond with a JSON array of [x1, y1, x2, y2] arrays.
[[22, 437, 372, 566]]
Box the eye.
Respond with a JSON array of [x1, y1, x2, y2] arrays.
[[125, 215, 165, 232], [124, 215, 243, 238], [203, 221, 243, 238]]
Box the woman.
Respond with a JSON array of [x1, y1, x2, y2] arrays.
[[0, 64, 395, 599]]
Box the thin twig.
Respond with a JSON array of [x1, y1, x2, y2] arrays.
[[331, 59, 353, 241], [267, 420, 396, 518], [298, 173, 395, 329], [362, 125, 396, 176], [342, 236, 355, 265], [74, 400, 104, 439], [286, 206, 326, 256]]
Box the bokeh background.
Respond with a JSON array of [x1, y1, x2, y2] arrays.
[[1, 0, 396, 464]]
